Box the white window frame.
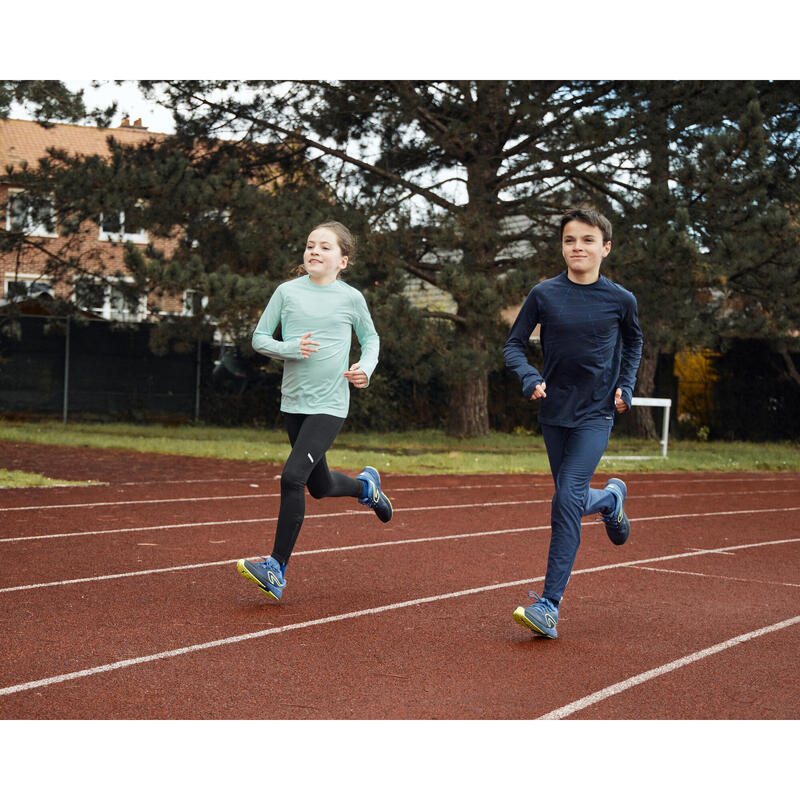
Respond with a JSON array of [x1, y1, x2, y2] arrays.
[[73, 277, 147, 321], [2, 274, 53, 303], [182, 289, 209, 317], [98, 207, 148, 245], [5, 189, 58, 238]]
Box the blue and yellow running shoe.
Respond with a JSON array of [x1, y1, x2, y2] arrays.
[[236, 555, 286, 600], [513, 591, 559, 639], [357, 466, 393, 523], [602, 477, 630, 546]]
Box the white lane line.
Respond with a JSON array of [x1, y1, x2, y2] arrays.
[[3, 511, 800, 594], [630, 565, 800, 589], [4, 501, 799, 546], [2, 537, 799, 697], [0, 492, 281, 512], [3, 476, 798, 513], [0, 482, 533, 511], [0, 514, 350, 544], [538, 615, 800, 720], [0, 525, 548, 593], [0, 499, 552, 543]]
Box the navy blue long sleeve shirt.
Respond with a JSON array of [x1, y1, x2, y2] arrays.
[[504, 271, 643, 427]]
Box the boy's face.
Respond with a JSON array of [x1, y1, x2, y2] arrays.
[[561, 219, 611, 280]]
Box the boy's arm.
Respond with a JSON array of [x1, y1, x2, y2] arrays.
[[350, 292, 380, 385], [616, 293, 644, 408], [504, 289, 545, 399], [251, 286, 303, 360]]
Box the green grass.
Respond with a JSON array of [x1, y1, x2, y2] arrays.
[[0, 468, 93, 489], [1, 420, 798, 489]]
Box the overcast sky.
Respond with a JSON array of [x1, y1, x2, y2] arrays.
[[4, 0, 791, 137], [66, 81, 177, 134]]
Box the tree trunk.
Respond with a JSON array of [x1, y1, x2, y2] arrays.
[[632, 340, 659, 439], [777, 341, 800, 388], [447, 367, 490, 437]]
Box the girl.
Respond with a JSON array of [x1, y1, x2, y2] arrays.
[[236, 221, 392, 601]]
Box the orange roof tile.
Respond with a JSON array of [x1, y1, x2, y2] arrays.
[[0, 117, 168, 175]]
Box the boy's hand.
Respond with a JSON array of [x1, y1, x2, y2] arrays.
[[530, 381, 547, 400], [344, 363, 368, 388], [614, 388, 628, 413], [299, 332, 320, 359]]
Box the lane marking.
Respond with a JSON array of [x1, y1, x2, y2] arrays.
[[0, 499, 552, 543], [537, 615, 800, 720], [630, 565, 800, 589], [3, 477, 798, 513], [0, 525, 549, 593], [0, 492, 281, 513], [0, 481, 535, 511], [1, 536, 799, 696], [3, 502, 799, 546]]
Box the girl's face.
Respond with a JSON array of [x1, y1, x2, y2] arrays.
[[304, 227, 348, 285]]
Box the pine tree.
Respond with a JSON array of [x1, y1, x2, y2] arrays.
[[0, 80, 114, 125], [129, 80, 626, 435]]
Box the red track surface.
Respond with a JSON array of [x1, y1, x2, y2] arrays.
[[2, 441, 799, 720]]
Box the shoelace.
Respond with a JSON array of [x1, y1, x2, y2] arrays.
[[527, 590, 551, 607], [527, 591, 557, 620]]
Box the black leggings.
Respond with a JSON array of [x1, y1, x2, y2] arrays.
[[271, 413, 362, 566]]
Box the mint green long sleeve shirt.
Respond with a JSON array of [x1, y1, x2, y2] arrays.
[[251, 274, 380, 418]]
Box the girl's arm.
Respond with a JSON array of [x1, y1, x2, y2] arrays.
[[251, 286, 305, 360], [350, 292, 380, 386]]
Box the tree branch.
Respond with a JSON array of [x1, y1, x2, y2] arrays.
[[165, 82, 460, 214], [423, 309, 466, 324]]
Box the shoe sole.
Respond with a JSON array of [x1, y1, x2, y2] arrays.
[[377, 495, 393, 523], [513, 606, 557, 638], [236, 559, 282, 600]]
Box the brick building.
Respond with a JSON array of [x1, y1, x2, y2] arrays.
[[0, 116, 191, 320]]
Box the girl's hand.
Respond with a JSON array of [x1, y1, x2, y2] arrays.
[[299, 332, 320, 359], [614, 388, 628, 413], [344, 363, 368, 388], [530, 381, 547, 400]]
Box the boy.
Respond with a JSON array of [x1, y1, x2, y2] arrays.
[[504, 208, 643, 638]]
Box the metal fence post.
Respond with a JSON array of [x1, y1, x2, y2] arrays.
[[194, 335, 201, 422], [62, 316, 70, 424]]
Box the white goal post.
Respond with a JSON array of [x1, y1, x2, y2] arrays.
[[630, 397, 673, 457]]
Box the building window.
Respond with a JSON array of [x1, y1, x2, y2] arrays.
[[73, 278, 147, 321], [74, 279, 107, 316], [182, 289, 208, 317], [109, 283, 146, 321], [3, 277, 53, 302], [98, 207, 148, 244], [6, 190, 57, 238]]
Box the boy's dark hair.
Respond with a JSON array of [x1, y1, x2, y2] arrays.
[[560, 208, 613, 243]]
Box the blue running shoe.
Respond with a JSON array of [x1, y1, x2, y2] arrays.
[[513, 591, 559, 639], [602, 477, 630, 546], [236, 555, 286, 600], [357, 466, 393, 523]]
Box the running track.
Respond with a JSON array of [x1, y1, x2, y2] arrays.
[[1, 441, 799, 720]]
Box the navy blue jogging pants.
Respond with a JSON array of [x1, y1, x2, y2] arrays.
[[540, 420, 617, 605]]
